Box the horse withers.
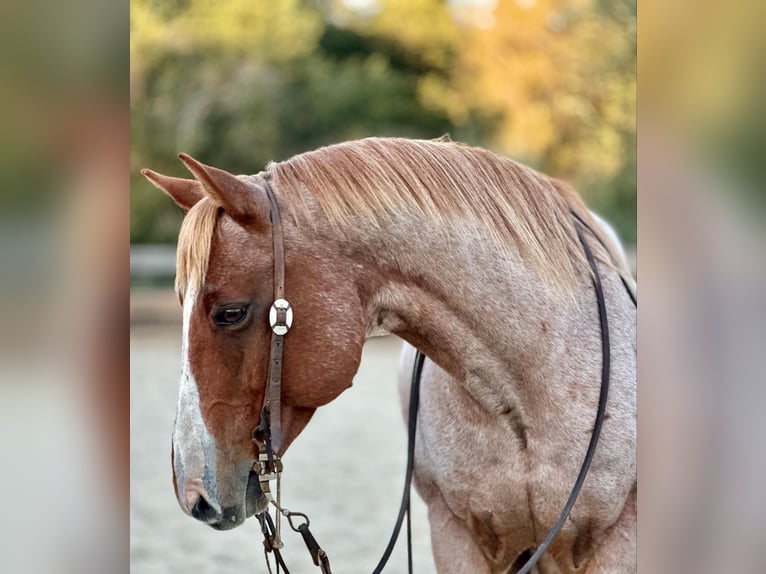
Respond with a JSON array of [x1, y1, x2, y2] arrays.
[[142, 137, 636, 572]]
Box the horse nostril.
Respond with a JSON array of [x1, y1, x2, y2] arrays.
[[189, 493, 220, 522], [190, 494, 214, 521]]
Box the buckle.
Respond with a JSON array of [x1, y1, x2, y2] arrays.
[[269, 298, 293, 335]]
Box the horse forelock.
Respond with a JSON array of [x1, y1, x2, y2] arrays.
[[269, 137, 599, 290], [175, 197, 221, 296]]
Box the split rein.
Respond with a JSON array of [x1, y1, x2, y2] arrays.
[[250, 178, 636, 574]]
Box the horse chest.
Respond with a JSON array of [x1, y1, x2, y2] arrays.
[[413, 370, 536, 537]]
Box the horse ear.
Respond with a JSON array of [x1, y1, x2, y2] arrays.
[[141, 169, 204, 211], [178, 153, 269, 226]]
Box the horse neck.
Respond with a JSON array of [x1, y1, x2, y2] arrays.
[[345, 216, 607, 415]]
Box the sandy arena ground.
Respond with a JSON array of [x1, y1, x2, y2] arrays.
[[131, 324, 436, 574]]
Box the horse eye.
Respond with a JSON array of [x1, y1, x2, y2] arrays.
[[214, 305, 249, 326]]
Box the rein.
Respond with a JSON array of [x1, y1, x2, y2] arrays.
[[511, 211, 627, 574], [250, 178, 636, 573]]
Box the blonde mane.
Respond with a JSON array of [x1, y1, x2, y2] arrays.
[[176, 137, 620, 295], [175, 197, 220, 295], [271, 137, 597, 288]]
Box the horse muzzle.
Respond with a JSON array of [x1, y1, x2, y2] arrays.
[[177, 473, 268, 530]]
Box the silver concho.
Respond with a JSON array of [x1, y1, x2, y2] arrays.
[[269, 298, 293, 335]]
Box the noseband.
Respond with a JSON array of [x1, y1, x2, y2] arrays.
[[250, 177, 636, 574]]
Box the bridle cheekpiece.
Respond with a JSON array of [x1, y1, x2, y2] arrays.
[[250, 178, 334, 573]]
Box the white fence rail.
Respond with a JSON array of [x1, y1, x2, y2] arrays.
[[131, 244, 176, 277]]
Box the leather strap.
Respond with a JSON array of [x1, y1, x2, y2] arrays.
[[514, 217, 614, 573], [260, 512, 291, 573], [264, 181, 286, 301], [371, 350, 425, 574], [263, 180, 286, 453], [266, 332, 284, 453], [569, 210, 637, 306]]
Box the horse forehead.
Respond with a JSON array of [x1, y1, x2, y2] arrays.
[[211, 215, 270, 266]]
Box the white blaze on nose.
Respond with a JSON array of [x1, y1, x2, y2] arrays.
[[174, 286, 217, 500]]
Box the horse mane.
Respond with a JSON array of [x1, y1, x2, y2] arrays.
[[270, 137, 603, 289], [176, 137, 622, 295]]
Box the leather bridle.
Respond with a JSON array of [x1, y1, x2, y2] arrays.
[[249, 178, 331, 573], [257, 179, 290, 456], [249, 176, 636, 574]]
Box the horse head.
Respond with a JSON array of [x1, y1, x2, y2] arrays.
[[142, 155, 366, 529]]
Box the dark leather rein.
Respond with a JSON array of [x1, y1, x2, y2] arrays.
[[250, 178, 636, 574]]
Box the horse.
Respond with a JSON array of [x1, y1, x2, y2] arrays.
[[141, 137, 636, 573]]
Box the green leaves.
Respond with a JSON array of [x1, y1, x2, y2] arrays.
[[131, 0, 636, 243]]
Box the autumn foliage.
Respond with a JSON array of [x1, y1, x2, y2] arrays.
[[131, 0, 635, 243]]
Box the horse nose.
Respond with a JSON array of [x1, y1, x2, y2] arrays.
[[185, 488, 222, 523]]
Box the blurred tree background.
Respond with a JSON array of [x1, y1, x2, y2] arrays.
[[131, 0, 635, 244]]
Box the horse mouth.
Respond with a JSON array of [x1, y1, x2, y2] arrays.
[[199, 471, 269, 531], [245, 469, 270, 517], [207, 505, 246, 530]]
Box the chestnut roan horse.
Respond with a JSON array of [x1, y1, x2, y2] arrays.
[[142, 137, 636, 573]]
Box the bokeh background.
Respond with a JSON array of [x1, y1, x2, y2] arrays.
[[130, 0, 636, 247], [0, 0, 763, 572], [129, 3, 636, 572]]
